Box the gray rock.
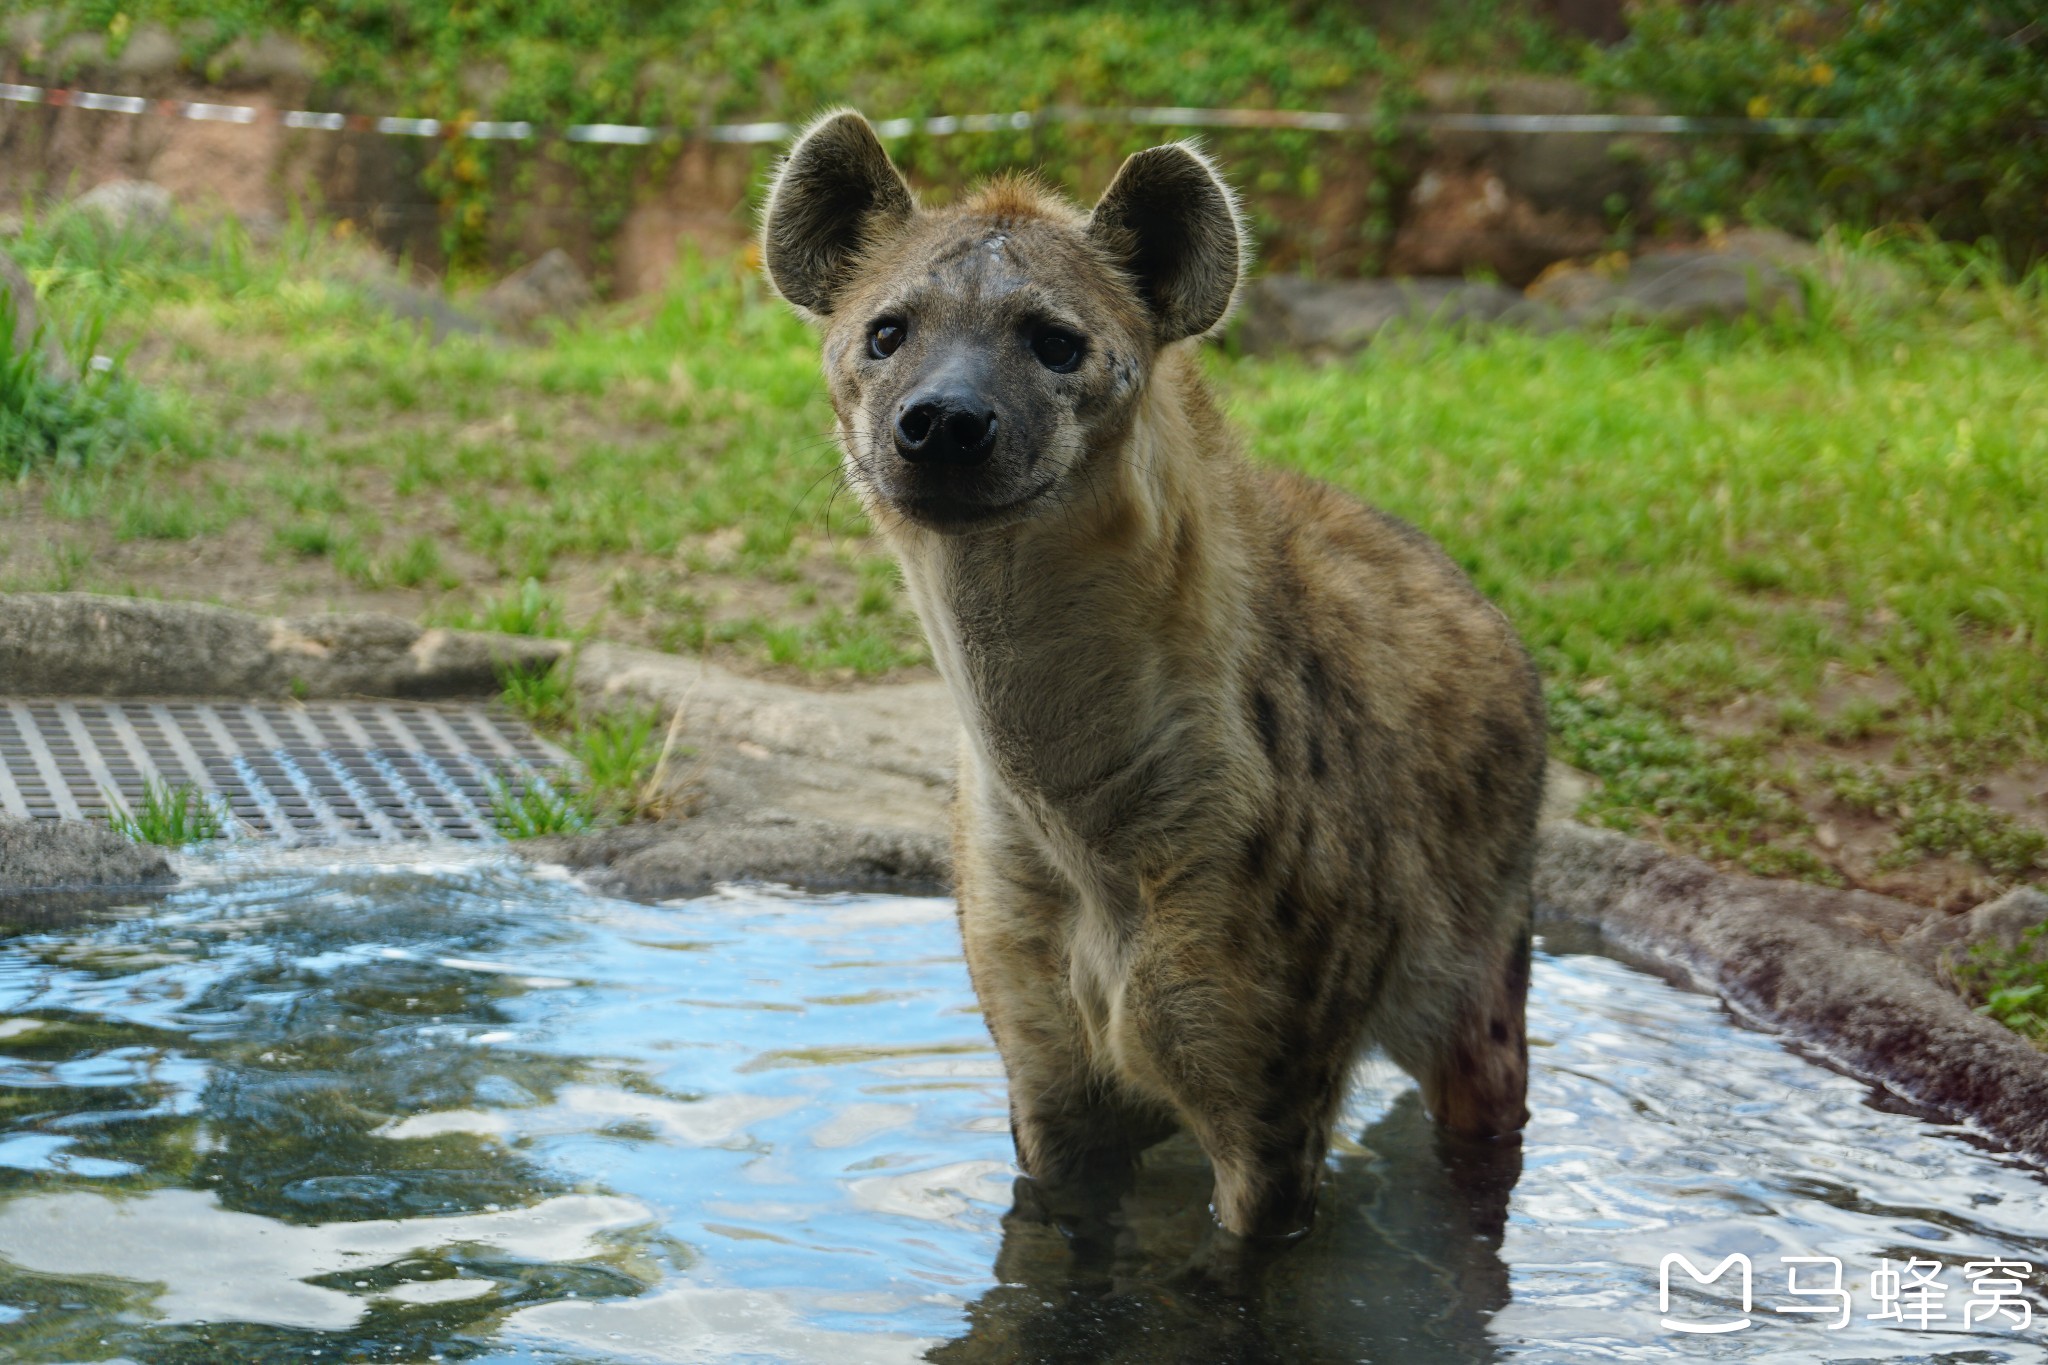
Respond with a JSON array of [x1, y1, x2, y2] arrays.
[[1535, 823, 2048, 1162], [0, 816, 172, 893], [1897, 885, 2048, 978], [1235, 276, 1521, 357], [1529, 246, 1807, 328], [360, 280, 492, 344], [110, 24, 183, 77], [216, 31, 315, 84], [236, 211, 285, 249], [0, 250, 76, 384], [543, 643, 958, 896], [1714, 227, 1915, 306], [72, 180, 175, 236], [534, 814, 949, 898], [477, 249, 594, 331], [0, 594, 566, 699]]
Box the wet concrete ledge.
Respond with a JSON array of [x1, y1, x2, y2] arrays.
[[0, 592, 566, 699], [2, 593, 2043, 1163], [1536, 825, 2048, 1164]]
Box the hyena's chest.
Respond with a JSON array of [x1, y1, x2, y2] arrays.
[[1002, 799, 1189, 1099]]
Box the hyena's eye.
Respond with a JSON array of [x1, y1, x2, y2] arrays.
[[870, 319, 906, 359], [1030, 329, 1085, 373]]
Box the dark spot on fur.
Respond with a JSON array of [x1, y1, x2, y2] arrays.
[[1251, 688, 1282, 759], [1300, 652, 1332, 711], [1490, 1017, 1510, 1044], [1274, 883, 1305, 933], [1242, 825, 1272, 882], [1361, 923, 1401, 1005], [1308, 732, 1327, 780], [1505, 925, 1532, 1001], [1288, 955, 1319, 1004]]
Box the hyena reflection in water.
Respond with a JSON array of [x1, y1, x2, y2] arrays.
[[762, 112, 1546, 1241]]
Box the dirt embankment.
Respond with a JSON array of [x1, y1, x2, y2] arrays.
[[0, 27, 1663, 293]]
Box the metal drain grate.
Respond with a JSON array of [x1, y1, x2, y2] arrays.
[[0, 699, 569, 844]]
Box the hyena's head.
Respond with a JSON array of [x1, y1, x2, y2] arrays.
[[761, 110, 1244, 536]]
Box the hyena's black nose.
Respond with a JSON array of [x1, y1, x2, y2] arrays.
[[895, 396, 997, 466]]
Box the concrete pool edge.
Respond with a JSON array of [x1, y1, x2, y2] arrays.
[[1535, 822, 2048, 1164], [3, 592, 2044, 1162]]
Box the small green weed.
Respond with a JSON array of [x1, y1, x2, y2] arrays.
[[488, 772, 594, 838], [566, 707, 664, 821], [500, 659, 578, 728], [114, 486, 204, 541], [381, 535, 452, 589], [274, 519, 338, 557], [1951, 924, 2048, 1050], [107, 779, 225, 846], [463, 578, 569, 638], [491, 660, 685, 836]]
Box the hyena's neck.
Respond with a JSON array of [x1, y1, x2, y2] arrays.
[[896, 352, 1261, 828]]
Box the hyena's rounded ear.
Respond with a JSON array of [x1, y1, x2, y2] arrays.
[[761, 110, 916, 315], [1086, 142, 1246, 342]]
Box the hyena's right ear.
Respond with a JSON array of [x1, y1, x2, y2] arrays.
[[761, 110, 915, 315], [1086, 141, 1246, 343]]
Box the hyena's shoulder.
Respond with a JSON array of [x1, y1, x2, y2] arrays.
[[1245, 463, 1547, 817]]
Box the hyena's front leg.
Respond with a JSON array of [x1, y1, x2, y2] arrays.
[[1121, 924, 1355, 1239], [956, 841, 1173, 1204]]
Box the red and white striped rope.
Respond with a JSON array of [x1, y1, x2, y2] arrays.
[[0, 83, 1852, 142]]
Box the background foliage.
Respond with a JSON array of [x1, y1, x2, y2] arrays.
[[1594, 0, 2048, 271], [17, 1, 2043, 270]]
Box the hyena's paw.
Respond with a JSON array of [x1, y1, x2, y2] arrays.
[[1206, 1145, 1322, 1242]]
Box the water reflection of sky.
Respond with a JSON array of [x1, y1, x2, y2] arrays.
[[0, 847, 2040, 1363]]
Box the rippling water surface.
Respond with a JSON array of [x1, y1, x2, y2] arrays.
[[0, 847, 2043, 1363]]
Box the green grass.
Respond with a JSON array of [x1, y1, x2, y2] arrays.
[[107, 779, 226, 846], [444, 579, 571, 639], [1225, 254, 2047, 888], [493, 660, 683, 835], [1951, 925, 2048, 1051], [2, 296, 195, 479], [4, 211, 2043, 907], [489, 773, 594, 839]]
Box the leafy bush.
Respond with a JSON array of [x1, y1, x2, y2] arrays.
[[1594, 0, 2048, 269]]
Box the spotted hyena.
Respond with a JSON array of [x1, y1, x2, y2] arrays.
[[761, 112, 1547, 1239]]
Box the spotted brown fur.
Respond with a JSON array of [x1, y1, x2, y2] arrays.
[[762, 111, 1546, 1239]]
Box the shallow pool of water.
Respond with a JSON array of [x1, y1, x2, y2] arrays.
[[0, 848, 2043, 1363]]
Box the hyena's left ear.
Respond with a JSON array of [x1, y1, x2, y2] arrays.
[[761, 110, 916, 315], [1086, 142, 1246, 342]]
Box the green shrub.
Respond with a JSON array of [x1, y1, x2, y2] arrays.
[[1, 306, 193, 477], [1594, 0, 2048, 270]]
